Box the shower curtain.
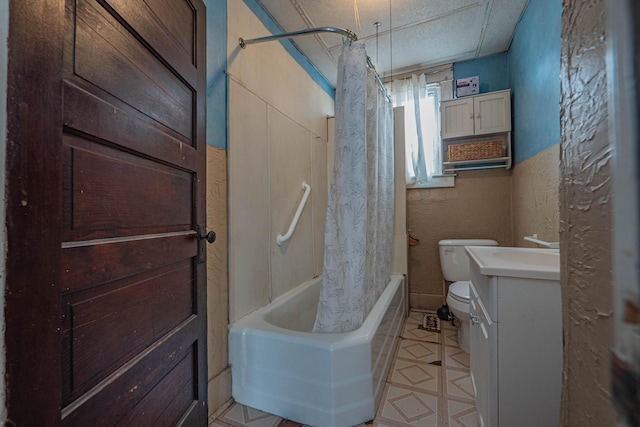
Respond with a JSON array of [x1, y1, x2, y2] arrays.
[[313, 40, 394, 333]]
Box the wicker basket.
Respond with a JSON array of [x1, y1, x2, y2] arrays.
[[447, 140, 503, 162]]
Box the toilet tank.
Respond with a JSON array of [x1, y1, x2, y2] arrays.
[[438, 239, 499, 282]]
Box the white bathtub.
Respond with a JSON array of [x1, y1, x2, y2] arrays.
[[229, 274, 405, 427]]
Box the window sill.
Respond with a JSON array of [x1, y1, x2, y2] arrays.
[[406, 174, 455, 189]]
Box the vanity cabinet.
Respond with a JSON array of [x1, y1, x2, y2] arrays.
[[440, 90, 511, 138], [440, 90, 512, 172], [468, 263, 562, 427]]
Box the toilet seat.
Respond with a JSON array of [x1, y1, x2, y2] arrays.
[[448, 281, 470, 303]]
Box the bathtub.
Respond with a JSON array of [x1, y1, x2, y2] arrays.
[[229, 274, 405, 427]]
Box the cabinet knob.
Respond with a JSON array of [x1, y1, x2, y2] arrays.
[[470, 314, 481, 325]]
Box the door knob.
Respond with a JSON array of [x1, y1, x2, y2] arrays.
[[196, 225, 216, 264], [198, 230, 216, 243], [470, 314, 481, 325]]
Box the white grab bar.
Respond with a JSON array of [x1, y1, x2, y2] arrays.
[[524, 234, 559, 249], [277, 181, 311, 245]]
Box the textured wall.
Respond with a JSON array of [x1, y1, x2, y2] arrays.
[[206, 146, 231, 419], [559, 0, 616, 424], [512, 143, 560, 247], [407, 170, 513, 310]]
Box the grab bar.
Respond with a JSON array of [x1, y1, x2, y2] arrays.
[[524, 234, 559, 249], [277, 181, 311, 245]]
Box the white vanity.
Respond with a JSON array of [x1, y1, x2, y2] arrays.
[[465, 246, 562, 427]]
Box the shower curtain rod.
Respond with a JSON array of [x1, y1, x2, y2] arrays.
[[239, 27, 392, 103], [239, 27, 358, 48]]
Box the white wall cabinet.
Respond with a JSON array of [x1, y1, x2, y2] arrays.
[[441, 90, 511, 139], [440, 90, 512, 172], [468, 265, 562, 427]]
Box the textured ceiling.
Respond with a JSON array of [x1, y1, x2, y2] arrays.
[[256, 0, 529, 86]]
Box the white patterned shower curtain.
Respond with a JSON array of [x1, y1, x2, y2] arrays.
[[313, 40, 394, 333]]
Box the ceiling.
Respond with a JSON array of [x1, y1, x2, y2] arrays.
[[256, 0, 530, 86]]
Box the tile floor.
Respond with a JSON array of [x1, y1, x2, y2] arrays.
[[211, 310, 478, 427]]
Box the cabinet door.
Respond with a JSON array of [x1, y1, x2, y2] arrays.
[[441, 97, 474, 138], [473, 91, 511, 135], [470, 282, 497, 427]]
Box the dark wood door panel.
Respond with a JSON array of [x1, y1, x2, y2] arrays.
[[64, 81, 197, 171], [73, 0, 194, 140], [61, 259, 195, 402], [61, 318, 200, 426], [6, 0, 208, 424], [114, 350, 196, 427], [61, 233, 197, 293], [101, 0, 197, 82], [62, 133, 193, 241]]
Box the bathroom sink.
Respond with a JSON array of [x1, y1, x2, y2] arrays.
[[492, 250, 559, 267], [465, 246, 560, 280]]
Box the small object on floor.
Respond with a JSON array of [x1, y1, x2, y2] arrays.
[[422, 313, 441, 332], [436, 305, 456, 326]]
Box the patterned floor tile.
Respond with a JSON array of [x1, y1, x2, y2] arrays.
[[377, 384, 441, 426], [444, 369, 475, 401], [443, 328, 459, 348], [441, 318, 457, 330], [401, 322, 442, 343], [406, 311, 427, 325], [445, 398, 478, 427], [396, 339, 441, 363], [444, 346, 470, 370], [218, 403, 283, 427], [390, 358, 440, 393]]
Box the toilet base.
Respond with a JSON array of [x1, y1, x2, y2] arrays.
[[446, 292, 470, 354], [455, 317, 470, 354]]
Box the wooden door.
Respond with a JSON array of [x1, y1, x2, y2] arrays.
[[5, 0, 209, 425]]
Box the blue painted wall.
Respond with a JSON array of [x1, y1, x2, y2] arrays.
[[507, 0, 561, 164], [241, 0, 335, 100], [204, 0, 227, 149], [453, 53, 509, 94], [452, 0, 561, 165]]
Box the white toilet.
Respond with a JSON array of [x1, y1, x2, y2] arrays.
[[438, 239, 499, 353]]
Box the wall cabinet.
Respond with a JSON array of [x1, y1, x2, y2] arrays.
[[468, 265, 562, 427], [440, 90, 512, 172], [441, 90, 511, 138]]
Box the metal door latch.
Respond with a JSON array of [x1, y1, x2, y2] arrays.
[[197, 225, 216, 263]]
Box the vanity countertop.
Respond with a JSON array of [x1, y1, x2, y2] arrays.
[[465, 246, 560, 281]]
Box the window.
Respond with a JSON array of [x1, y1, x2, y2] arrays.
[[390, 74, 455, 188]]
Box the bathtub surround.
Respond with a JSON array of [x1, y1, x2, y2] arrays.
[[314, 41, 395, 333], [227, 0, 333, 323]]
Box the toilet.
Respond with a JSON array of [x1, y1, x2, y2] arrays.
[[438, 239, 499, 353]]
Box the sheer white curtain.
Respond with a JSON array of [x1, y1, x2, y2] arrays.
[[313, 40, 394, 333], [392, 75, 442, 185]]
